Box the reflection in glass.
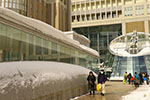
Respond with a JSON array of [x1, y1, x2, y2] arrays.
[[0, 23, 98, 70]]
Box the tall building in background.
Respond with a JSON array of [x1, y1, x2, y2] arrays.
[[71, 0, 150, 63], [0, 0, 71, 31]]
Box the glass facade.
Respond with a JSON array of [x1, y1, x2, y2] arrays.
[[0, 22, 98, 69], [111, 55, 150, 77], [73, 24, 122, 62], [109, 32, 150, 78]]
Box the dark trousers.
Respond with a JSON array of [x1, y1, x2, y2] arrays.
[[88, 84, 95, 95], [134, 82, 139, 87], [147, 80, 149, 85], [128, 78, 131, 84], [140, 78, 143, 85]]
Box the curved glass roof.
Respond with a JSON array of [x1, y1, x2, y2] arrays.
[[109, 31, 150, 57]]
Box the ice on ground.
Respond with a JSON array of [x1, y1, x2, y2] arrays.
[[122, 85, 150, 100], [0, 61, 93, 100], [70, 93, 88, 100]]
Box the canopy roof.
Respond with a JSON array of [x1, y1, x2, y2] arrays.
[[109, 32, 150, 57]]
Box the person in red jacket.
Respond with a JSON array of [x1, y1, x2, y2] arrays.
[[130, 76, 134, 85]]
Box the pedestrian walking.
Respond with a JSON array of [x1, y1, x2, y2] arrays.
[[139, 72, 143, 85], [130, 76, 134, 85], [134, 72, 139, 87], [87, 71, 96, 95], [124, 72, 128, 84], [142, 73, 147, 85], [128, 73, 132, 84], [98, 70, 107, 96], [146, 75, 149, 85]]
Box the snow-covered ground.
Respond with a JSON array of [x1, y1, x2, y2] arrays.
[[0, 61, 93, 100], [122, 85, 150, 100]]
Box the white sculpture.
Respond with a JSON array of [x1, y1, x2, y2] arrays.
[[130, 30, 138, 48]]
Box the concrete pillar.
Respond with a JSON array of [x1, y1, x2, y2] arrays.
[[90, 1, 92, 20], [132, 0, 136, 16], [84, 2, 87, 21], [94, 0, 96, 20], [55, 1, 60, 29], [75, 2, 77, 22], [121, 0, 125, 17], [110, 0, 112, 19], [144, 0, 147, 16], [105, 0, 107, 19], [122, 22, 126, 34], [100, 0, 101, 19], [80, 1, 82, 21], [115, 0, 118, 18], [145, 20, 149, 33]]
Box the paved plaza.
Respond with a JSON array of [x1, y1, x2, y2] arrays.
[[74, 82, 136, 100]]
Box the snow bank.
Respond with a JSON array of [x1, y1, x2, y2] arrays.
[[110, 77, 124, 81], [0, 61, 93, 100], [122, 85, 150, 100]]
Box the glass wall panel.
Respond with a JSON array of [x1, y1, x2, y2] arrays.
[[0, 22, 98, 70], [73, 24, 122, 62], [111, 55, 150, 77]]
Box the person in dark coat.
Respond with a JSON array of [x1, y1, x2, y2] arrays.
[[134, 72, 139, 87], [87, 71, 96, 95], [98, 70, 107, 96], [139, 72, 143, 85], [128, 73, 132, 84], [146, 75, 149, 85]]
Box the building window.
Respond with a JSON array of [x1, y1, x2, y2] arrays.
[[91, 14, 95, 20], [12, 0, 15, 9], [86, 15, 90, 21], [135, 5, 144, 16], [72, 16, 75, 22], [96, 13, 100, 20], [8, 0, 11, 8], [16, 0, 19, 9], [147, 5, 150, 14], [81, 15, 85, 21], [102, 13, 105, 19], [5, 0, 8, 8], [77, 15, 80, 22], [124, 6, 133, 16], [51, 42, 57, 54], [1, 0, 4, 7]]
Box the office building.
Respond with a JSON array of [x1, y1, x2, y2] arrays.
[[0, 0, 71, 31], [71, 0, 150, 62]]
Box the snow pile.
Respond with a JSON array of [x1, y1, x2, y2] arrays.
[[122, 85, 150, 100], [0, 61, 92, 100], [110, 77, 124, 81]]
